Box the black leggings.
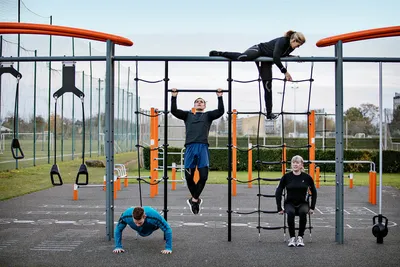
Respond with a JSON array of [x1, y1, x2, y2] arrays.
[[222, 45, 274, 114], [285, 202, 309, 238], [185, 167, 208, 199]]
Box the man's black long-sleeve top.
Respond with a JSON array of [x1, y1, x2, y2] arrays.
[[171, 96, 224, 146], [275, 171, 317, 212]]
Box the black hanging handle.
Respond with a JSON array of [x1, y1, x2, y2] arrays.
[[75, 164, 89, 185], [50, 164, 63, 186], [11, 138, 24, 160], [53, 64, 84, 99]]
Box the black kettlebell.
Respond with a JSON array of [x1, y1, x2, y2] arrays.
[[372, 214, 388, 244]]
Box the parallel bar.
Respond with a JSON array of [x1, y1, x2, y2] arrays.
[[1, 56, 400, 63], [334, 41, 344, 244]]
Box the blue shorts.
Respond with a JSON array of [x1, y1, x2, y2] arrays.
[[184, 143, 209, 169]]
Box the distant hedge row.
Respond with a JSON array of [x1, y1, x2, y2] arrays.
[[143, 147, 400, 173], [207, 136, 394, 150]]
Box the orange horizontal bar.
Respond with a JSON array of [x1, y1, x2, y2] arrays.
[[316, 26, 400, 47], [0, 22, 133, 46], [0, 29, 105, 42]]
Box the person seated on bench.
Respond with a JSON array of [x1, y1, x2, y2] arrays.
[[275, 155, 317, 247]]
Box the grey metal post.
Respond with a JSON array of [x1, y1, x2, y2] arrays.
[[322, 112, 325, 150], [378, 62, 383, 214], [334, 41, 344, 244], [89, 42, 93, 157], [163, 61, 169, 221], [0, 36, 2, 123], [33, 50, 37, 165], [105, 40, 115, 241], [227, 61, 232, 241], [48, 16, 52, 164]]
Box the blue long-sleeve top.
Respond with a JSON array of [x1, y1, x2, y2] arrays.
[[114, 206, 172, 251]]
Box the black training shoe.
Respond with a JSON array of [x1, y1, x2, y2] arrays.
[[197, 198, 203, 213], [209, 50, 221, 57], [266, 113, 279, 120], [187, 198, 195, 215]]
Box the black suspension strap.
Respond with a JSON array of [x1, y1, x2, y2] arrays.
[[50, 62, 87, 186], [0, 63, 24, 159]]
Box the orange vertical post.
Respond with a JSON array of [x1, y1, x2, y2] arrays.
[[150, 108, 156, 198], [316, 167, 320, 188], [369, 171, 372, 203], [154, 110, 159, 196], [171, 162, 177, 191], [282, 143, 287, 176], [248, 143, 252, 188], [349, 173, 353, 189], [371, 171, 377, 205], [73, 184, 78, 200], [308, 110, 316, 179], [124, 178, 128, 187], [232, 109, 237, 196], [117, 177, 121, 191]]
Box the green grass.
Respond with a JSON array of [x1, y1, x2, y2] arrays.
[[0, 152, 137, 201], [1, 152, 399, 201], [0, 138, 133, 171]]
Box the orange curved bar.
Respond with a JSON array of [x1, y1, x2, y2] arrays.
[[0, 22, 133, 46], [316, 26, 400, 47], [1, 29, 105, 42]]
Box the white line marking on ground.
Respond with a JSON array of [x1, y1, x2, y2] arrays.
[[344, 210, 350, 214], [315, 208, 323, 214], [363, 207, 377, 215], [347, 224, 353, 228]]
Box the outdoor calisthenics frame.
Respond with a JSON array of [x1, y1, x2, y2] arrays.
[[1, 22, 399, 244]]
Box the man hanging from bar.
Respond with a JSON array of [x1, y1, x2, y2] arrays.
[[171, 88, 224, 214]]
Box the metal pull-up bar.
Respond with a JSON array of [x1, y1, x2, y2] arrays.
[[168, 89, 229, 93]]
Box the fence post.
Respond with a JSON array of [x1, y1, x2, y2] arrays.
[[316, 167, 320, 188]]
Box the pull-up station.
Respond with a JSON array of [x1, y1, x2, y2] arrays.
[[1, 23, 399, 245], [0, 62, 24, 160]]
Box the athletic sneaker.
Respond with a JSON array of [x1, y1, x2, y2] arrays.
[[266, 113, 279, 120], [209, 50, 222, 57], [197, 198, 203, 213], [288, 237, 296, 247], [296, 236, 304, 247], [187, 198, 195, 215]]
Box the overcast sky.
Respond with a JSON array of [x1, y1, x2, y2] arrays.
[[1, 0, 399, 121]]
